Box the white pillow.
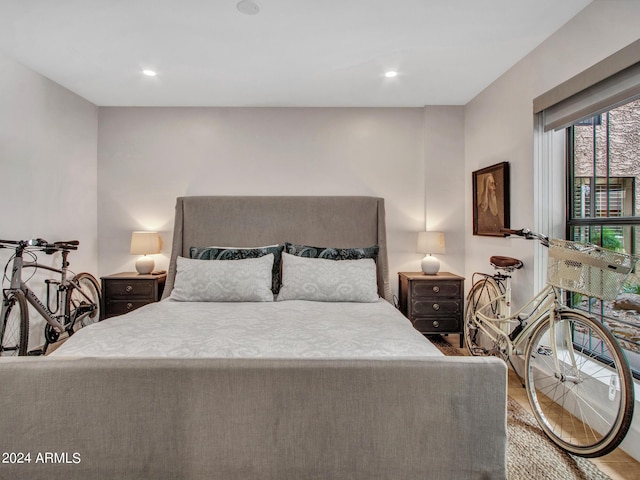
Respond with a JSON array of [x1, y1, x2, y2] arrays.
[[170, 254, 274, 302], [277, 252, 378, 302]]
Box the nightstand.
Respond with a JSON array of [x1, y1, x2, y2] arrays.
[[101, 272, 166, 319], [398, 272, 465, 347]]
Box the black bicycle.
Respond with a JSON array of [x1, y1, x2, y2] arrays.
[[0, 238, 101, 356]]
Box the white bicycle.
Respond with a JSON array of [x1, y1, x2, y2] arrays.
[[465, 228, 635, 457]]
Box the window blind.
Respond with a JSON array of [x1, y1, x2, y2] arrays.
[[534, 39, 640, 132]]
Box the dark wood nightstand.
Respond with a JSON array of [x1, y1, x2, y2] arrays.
[[101, 272, 166, 319], [398, 272, 465, 347]]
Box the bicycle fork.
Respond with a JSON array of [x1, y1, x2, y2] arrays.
[[547, 301, 583, 385]]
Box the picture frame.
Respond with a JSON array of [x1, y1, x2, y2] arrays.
[[472, 162, 510, 236]]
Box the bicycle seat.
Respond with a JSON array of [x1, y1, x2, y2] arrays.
[[490, 256, 523, 270]]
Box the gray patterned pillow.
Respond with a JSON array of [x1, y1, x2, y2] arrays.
[[277, 252, 378, 303], [170, 255, 274, 302], [284, 242, 379, 261], [190, 244, 284, 293]]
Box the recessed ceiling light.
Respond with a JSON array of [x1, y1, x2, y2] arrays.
[[237, 0, 260, 15], [142, 69, 157, 77], [384, 71, 398, 78]]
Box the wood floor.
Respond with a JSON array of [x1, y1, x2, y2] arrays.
[[441, 334, 640, 480]]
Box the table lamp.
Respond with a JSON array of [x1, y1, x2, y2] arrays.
[[130, 231, 161, 274], [417, 231, 446, 275]]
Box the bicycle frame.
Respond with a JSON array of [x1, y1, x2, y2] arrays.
[[3, 247, 71, 334], [472, 275, 581, 363]]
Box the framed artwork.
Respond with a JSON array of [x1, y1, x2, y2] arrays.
[[472, 162, 510, 236]]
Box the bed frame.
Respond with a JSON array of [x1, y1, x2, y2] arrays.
[[0, 196, 507, 479]]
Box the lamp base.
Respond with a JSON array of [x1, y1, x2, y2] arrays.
[[421, 255, 440, 275], [135, 255, 155, 274]]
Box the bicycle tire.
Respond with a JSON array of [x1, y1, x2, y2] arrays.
[[464, 277, 502, 356], [65, 272, 102, 332], [524, 310, 634, 457], [0, 290, 29, 356]]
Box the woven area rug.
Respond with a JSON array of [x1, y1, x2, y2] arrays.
[[426, 335, 612, 480]]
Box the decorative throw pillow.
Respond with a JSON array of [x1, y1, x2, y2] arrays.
[[284, 242, 379, 261], [190, 244, 284, 293], [277, 252, 378, 303], [170, 254, 274, 302]]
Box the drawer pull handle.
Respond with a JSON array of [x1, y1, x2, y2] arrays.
[[432, 286, 440, 293], [432, 303, 440, 311], [125, 285, 133, 293], [126, 302, 133, 310], [433, 320, 440, 328]]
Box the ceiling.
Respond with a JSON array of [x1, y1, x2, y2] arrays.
[[0, 0, 592, 107]]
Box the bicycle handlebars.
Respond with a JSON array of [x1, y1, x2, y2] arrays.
[[0, 238, 79, 252], [500, 228, 550, 246]]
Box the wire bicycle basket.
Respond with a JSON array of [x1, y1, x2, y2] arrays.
[[546, 239, 638, 301]]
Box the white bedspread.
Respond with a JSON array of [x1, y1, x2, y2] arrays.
[[52, 299, 443, 358]]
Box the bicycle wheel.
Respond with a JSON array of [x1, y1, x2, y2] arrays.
[[0, 290, 28, 356], [464, 277, 502, 356], [524, 310, 634, 457], [65, 273, 102, 331]]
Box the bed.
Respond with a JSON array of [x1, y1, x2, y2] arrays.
[[0, 196, 507, 479]]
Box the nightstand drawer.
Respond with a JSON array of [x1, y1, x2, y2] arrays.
[[413, 281, 461, 299], [105, 280, 155, 299], [411, 299, 461, 316], [104, 300, 151, 317], [413, 317, 460, 333], [101, 272, 166, 320]]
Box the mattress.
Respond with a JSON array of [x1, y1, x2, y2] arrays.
[[52, 299, 443, 358]]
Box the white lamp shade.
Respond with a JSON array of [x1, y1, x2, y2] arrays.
[[417, 231, 446, 254], [130, 231, 161, 255]]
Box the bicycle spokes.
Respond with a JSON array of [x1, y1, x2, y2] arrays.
[[66, 273, 101, 331], [0, 292, 28, 356], [465, 278, 511, 359], [525, 312, 634, 457]]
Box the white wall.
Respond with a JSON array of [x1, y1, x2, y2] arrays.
[[465, 0, 640, 303], [424, 106, 465, 278], [0, 49, 467, 338], [97, 106, 466, 296], [0, 50, 98, 347], [464, 0, 640, 460]]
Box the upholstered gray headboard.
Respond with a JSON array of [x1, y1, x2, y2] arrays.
[[162, 196, 392, 301]]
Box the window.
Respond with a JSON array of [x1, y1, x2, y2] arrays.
[[573, 177, 633, 219], [567, 98, 640, 378]]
